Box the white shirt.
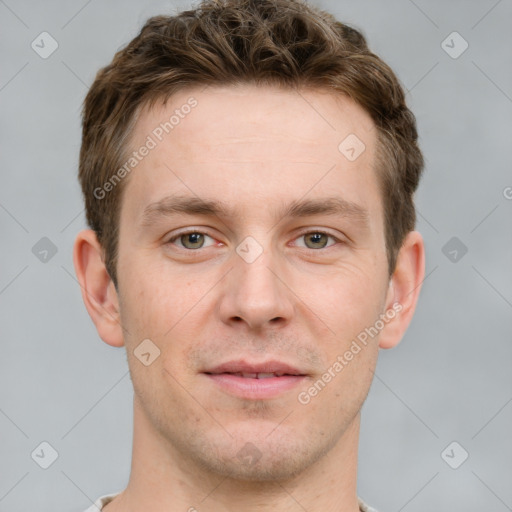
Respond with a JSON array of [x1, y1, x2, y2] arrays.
[[83, 492, 120, 511], [83, 492, 379, 511]]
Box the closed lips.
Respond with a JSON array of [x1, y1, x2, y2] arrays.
[[211, 372, 297, 379], [203, 360, 307, 399]]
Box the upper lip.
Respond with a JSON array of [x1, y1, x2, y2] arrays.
[[204, 360, 305, 376]]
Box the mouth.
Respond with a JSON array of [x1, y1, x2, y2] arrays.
[[212, 371, 297, 378], [203, 360, 307, 400]]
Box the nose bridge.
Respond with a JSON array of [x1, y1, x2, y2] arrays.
[[219, 238, 293, 329]]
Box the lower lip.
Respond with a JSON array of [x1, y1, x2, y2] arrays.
[[204, 373, 306, 400]]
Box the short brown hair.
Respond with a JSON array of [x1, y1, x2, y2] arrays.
[[79, 0, 424, 287]]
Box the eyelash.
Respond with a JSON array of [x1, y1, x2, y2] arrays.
[[165, 229, 343, 251]]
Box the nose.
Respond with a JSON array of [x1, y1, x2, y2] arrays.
[[217, 247, 294, 332]]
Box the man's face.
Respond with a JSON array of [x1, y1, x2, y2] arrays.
[[115, 84, 391, 480]]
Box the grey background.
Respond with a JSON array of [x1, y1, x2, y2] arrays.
[[1, 0, 511, 510]]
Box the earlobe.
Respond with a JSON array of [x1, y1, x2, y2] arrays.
[[378, 230, 425, 349], [73, 229, 125, 347]]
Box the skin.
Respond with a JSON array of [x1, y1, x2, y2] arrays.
[[74, 84, 425, 512]]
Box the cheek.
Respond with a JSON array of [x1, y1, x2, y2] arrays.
[[119, 269, 214, 383], [300, 266, 386, 342], [118, 259, 194, 336]]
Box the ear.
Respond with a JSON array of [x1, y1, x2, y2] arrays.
[[73, 229, 125, 347], [379, 230, 425, 349]]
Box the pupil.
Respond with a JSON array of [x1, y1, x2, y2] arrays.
[[184, 233, 203, 248], [307, 233, 326, 248]]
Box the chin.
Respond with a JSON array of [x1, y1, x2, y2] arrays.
[[183, 425, 337, 483]]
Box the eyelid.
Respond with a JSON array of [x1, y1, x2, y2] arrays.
[[166, 228, 219, 248], [165, 228, 344, 250], [291, 229, 342, 249]]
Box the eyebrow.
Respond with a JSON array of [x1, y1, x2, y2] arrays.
[[139, 194, 370, 229]]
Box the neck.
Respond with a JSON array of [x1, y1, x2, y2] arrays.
[[107, 397, 361, 512]]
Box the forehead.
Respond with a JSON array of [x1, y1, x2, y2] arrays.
[[122, 84, 380, 225], [132, 84, 375, 158]]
